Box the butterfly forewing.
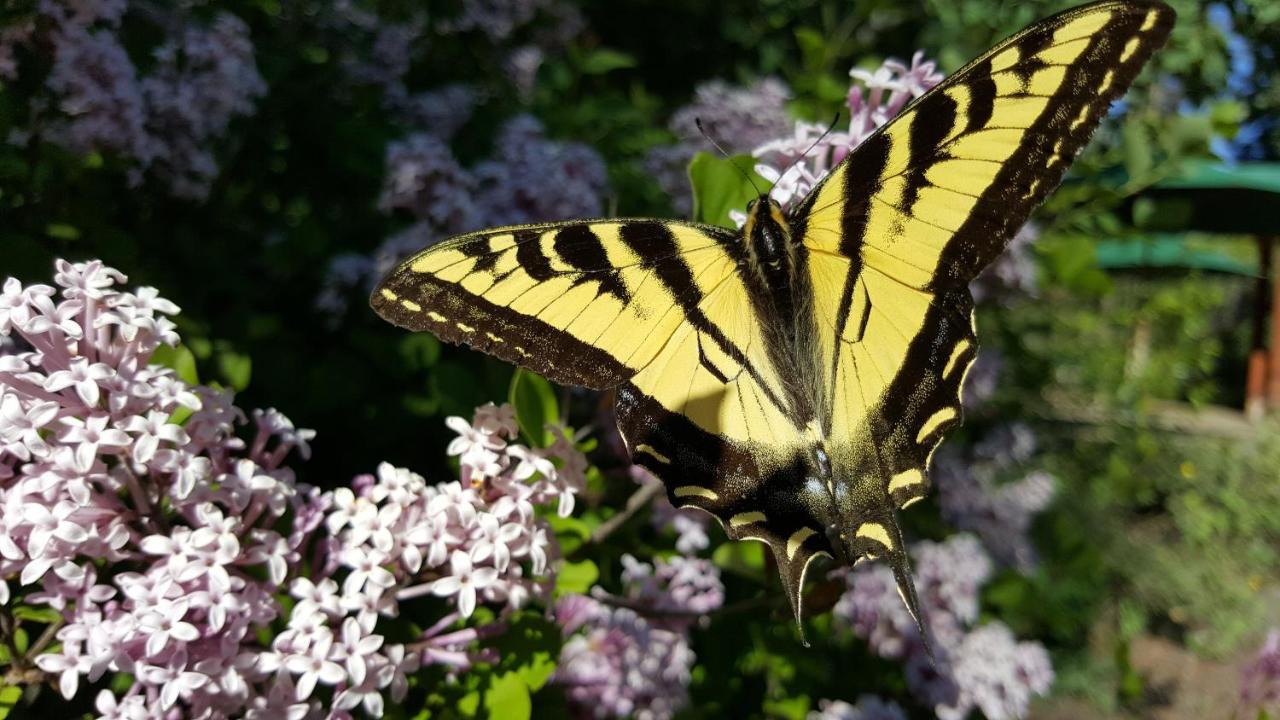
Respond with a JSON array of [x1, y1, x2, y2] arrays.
[[798, 0, 1174, 506], [373, 220, 739, 390]]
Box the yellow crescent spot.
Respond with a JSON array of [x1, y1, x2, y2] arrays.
[[427, 311, 447, 323], [1069, 103, 1092, 131], [456, 322, 475, 333], [888, 469, 925, 494], [786, 527, 816, 560], [856, 522, 894, 550], [729, 511, 766, 528], [1140, 9, 1159, 32], [674, 486, 718, 501], [1120, 36, 1142, 63], [485, 332, 504, 343], [916, 407, 958, 444], [901, 495, 925, 509], [1098, 68, 1116, 94], [944, 339, 971, 377], [635, 444, 671, 464], [514, 346, 530, 357], [400, 300, 421, 312], [380, 288, 398, 301]]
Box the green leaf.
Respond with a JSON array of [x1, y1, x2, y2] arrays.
[[509, 369, 559, 447], [554, 559, 599, 598], [491, 613, 561, 692], [399, 334, 441, 371], [0, 684, 20, 720], [712, 538, 766, 578], [483, 672, 531, 720], [578, 49, 636, 75], [151, 344, 199, 385], [11, 605, 60, 623], [44, 223, 80, 241], [544, 514, 594, 555], [763, 696, 810, 720], [688, 152, 767, 229], [217, 350, 252, 392]]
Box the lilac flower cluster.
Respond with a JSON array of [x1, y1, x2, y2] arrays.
[[1, 259, 318, 715], [931, 424, 1057, 571], [3, 259, 587, 716], [440, 0, 584, 43], [809, 696, 907, 720], [320, 114, 609, 314], [1240, 629, 1280, 715], [10, 4, 265, 199], [644, 78, 793, 215], [833, 535, 1053, 720], [630, 465, 710, 555], [553, 555, 724, 719], [971, 222, 1041, 304], [718, 53, 944, 227]]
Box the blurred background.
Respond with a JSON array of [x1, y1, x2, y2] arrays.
[[1, 0, 1278, 717]]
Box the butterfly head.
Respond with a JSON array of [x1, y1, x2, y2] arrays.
[[742, 194, 792, 269]]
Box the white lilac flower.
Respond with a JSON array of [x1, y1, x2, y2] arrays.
[[431, 550, 499, 618], [723, 54, 945, 228], [554, 598, 698, 720], [646, 78, 793, 215], [1241, 629, 1280, 714], [832, 535, 1053, 719], [809, 696, 908, 720], [932, 425, 1056, 571]]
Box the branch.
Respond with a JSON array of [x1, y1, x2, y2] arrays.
[[579, 480, 663, 550]]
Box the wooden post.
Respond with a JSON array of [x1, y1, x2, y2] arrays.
[[1247, 236, 1271, 420], [1266, 237, 1280, 412]]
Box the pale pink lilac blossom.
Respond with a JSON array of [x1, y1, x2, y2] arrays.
[[809, 696, 908, 720], [554, 555, 724, 719], [320, 114, 607, 315], [726, 53, 943, 227], [1240, 629, 1280, 715], [932, 424, 1057, 571], [630, 465, 711, 555], [6, 259, 582, 717], [9, 4, 265, 199], [645, 78, 793, 215], [832, 535, 1053, 720]]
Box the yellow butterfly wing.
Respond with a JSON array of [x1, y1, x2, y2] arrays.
[[374, 219, 832, 622], [792, 0, 1174, 632]]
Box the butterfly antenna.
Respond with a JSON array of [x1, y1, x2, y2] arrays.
[[695, 117, 764, 197], [769, 112, 842, 195]]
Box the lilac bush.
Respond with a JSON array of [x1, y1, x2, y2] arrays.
[[320, 114, 609, 314], [932, 424, 1057, 571], [833, 535, 1054, 720], [1, 259, 588, 717], [809, 696, 908, 720], [1240, 629, 1280, 716], [8, 3, 265, 200], [724, 52, 944, 226], [553, 554, 724, 719], [645, 77, 793, 215]]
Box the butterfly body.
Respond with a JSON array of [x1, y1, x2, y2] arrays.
[[373, 0, 1175, 642]]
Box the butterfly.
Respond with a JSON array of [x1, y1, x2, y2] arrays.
[[372, 0, 1174, 644]]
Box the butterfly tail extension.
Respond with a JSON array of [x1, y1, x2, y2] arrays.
[[885, 523, 936, 665]]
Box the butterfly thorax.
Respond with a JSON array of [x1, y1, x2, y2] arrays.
[[741, 196, 830, 457]]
